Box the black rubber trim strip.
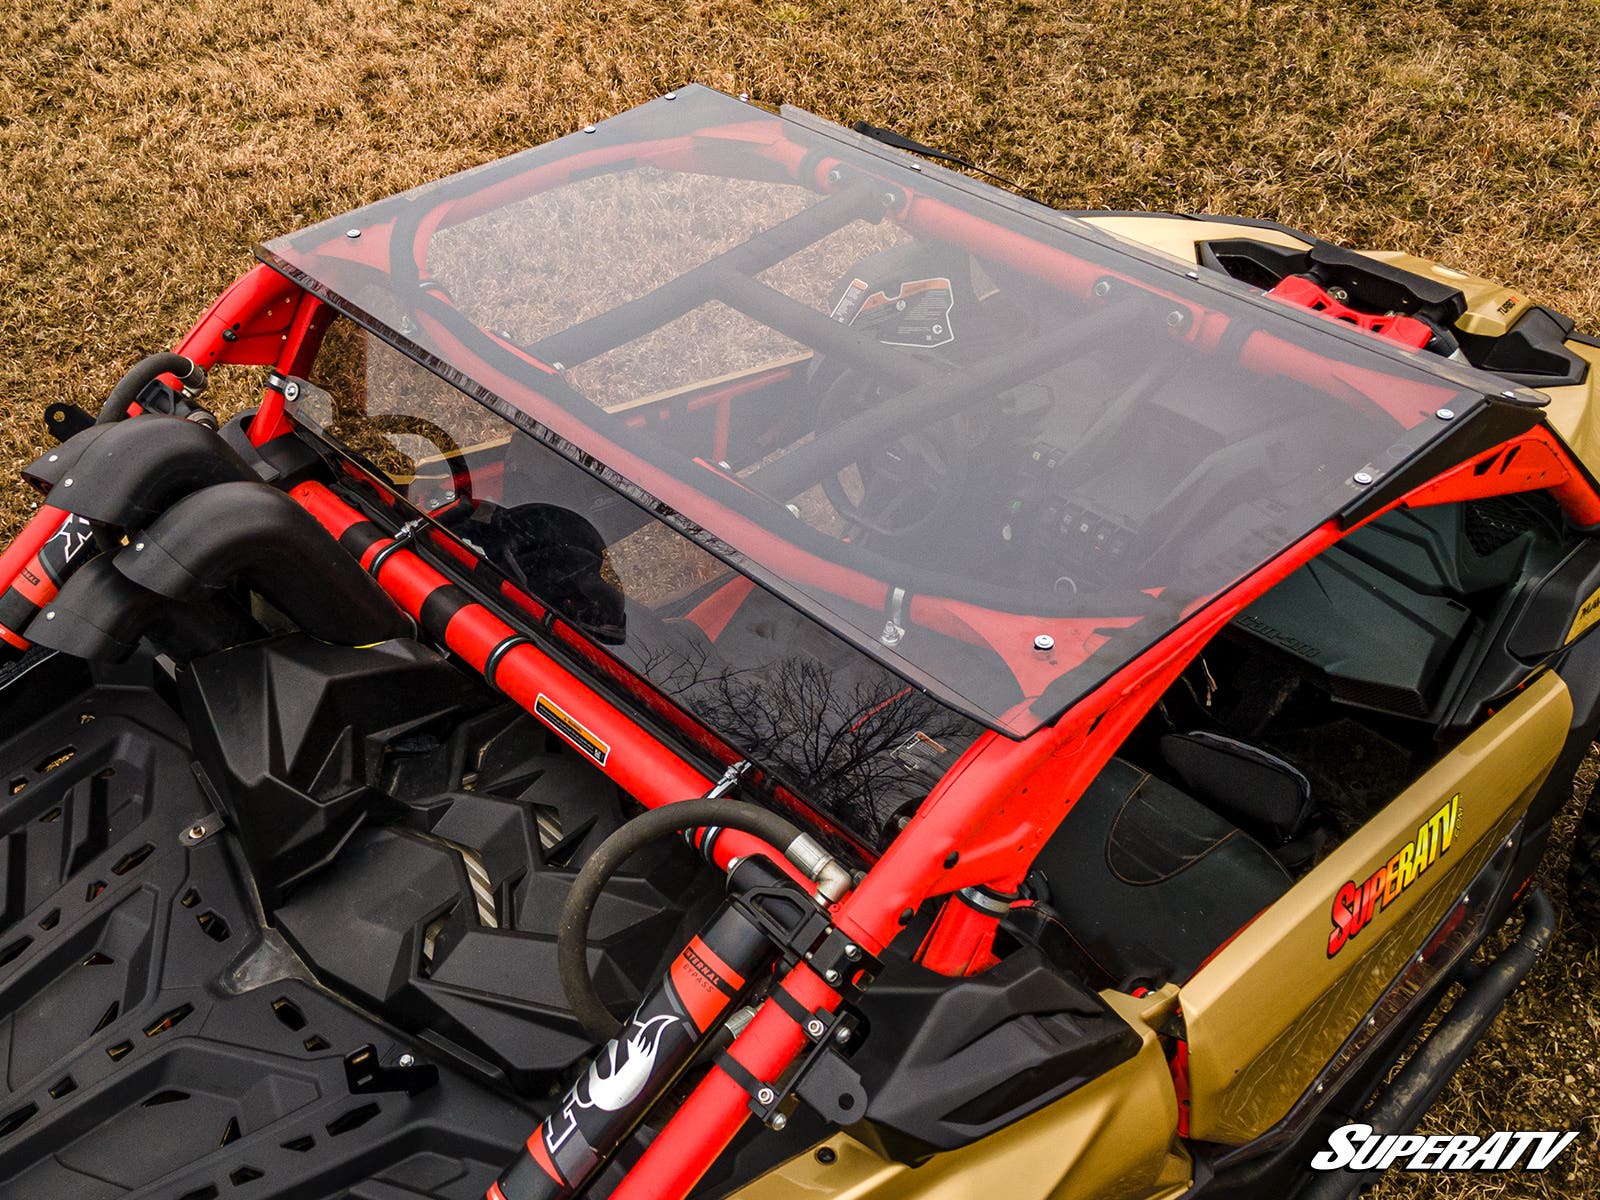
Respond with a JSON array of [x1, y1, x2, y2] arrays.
[[482, 634, 531, 691], [418, 583, 472, 637]]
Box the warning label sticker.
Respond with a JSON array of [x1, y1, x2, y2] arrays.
[[534, 693, 610, 767], [846, 277, 956, 349]]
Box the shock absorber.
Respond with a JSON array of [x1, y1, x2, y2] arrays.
[[0, 511, 97, 656], [492, 856, 810, 1200]]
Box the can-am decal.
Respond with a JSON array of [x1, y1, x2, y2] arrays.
[[1327, 794, 1460, 957]]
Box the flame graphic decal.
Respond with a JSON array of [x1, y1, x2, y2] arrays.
[[582, 1013, 678, 1113]]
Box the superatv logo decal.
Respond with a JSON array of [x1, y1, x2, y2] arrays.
[[534, 693, 610, 766], [1327, 794, 1459, 957], [1312, 1123, 1576, 1172]]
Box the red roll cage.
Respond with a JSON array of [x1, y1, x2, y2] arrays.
[[3, 97, 1596, 1200]]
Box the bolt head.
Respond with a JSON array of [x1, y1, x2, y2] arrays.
[[844, 943, 861, 961], [1093, 280, 1112, 297], [345, 228, 361, 239], [1352, 471, 1374, 486], [187, 824, 206, 839], [1033, 633, 1055, 651], [398, 1053, 416, 1068], [1436, 407, 1455, 421], [757, 1086, 775, 1105], [44, 611, 55, 621], [807, 1019, 825, 1037], [823, 968, 842, 985], [1185, 270, 1200, 281], [770, 1112, 788, 1130], [62, 478, 73, 487], [134, 542, 145, 551], [47, 454, 57, 463], [665, 91, 677, 99], [583, 124, 597, 134], [835, 1027, 852, 1044], [284, 381, 300, 401]]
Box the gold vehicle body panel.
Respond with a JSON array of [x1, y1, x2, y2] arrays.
[[1178, 672, 1570, 1143], [727, 991, 1189, 1200], [1077, 215, 1311, 266], [1086, 217, 1600, 477]]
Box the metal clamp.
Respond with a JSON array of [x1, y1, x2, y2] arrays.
[[803, 926, 879, 993], [728, 874, 880, 994], [720, 1001, 867, 1129], [366, 518, 427, 578]]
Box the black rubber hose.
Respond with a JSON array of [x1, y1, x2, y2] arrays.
[[97, 353, 207, 424], [559, 799, 807, 1041], [113, 480, 412, 646]]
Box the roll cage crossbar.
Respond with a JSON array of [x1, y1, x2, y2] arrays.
[[4, 92, 1598, 1200], [259, 95, 1585, 742]]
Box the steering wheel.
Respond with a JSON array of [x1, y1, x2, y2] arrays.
[[815, 370, 968, 540]]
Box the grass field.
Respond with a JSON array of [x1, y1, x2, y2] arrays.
[[2, 0, 1597, 1195]]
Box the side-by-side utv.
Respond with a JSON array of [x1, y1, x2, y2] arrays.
[[0, 86, 1596, 1200]]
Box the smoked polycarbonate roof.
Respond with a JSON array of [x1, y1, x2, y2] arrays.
[[260, 85, 1528, 735]]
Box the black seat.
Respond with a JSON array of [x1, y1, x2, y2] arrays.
[[1031, 759, 1292, 989]]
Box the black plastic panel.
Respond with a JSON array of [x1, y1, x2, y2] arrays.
[[846, 946, 1142, 1161], [182, 633, 720, 1094], [179, 636, 488, 902], [0, 654, 538, 1199], [1231, 544, 1473, 719]]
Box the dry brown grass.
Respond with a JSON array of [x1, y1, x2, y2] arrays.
[[2, 0, 1598, 1195]]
